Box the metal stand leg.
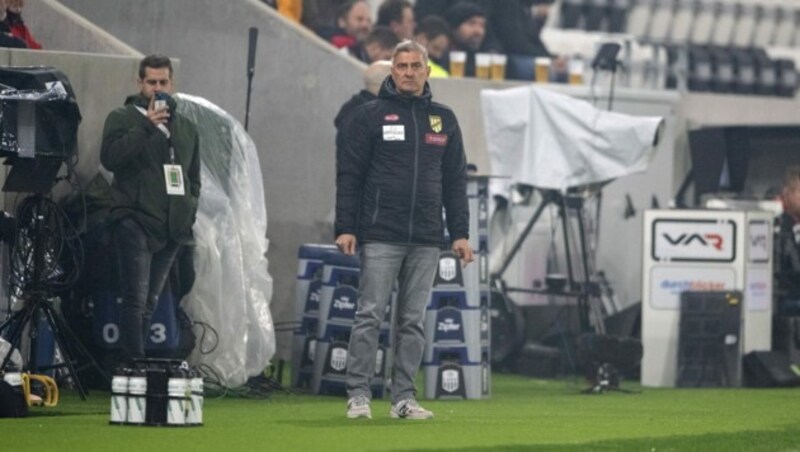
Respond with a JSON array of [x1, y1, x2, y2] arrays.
[[1, 195, 109, 399]]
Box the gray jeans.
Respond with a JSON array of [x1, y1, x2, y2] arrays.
[[114, 217, 179, 360], [346, 243, 439, 404]]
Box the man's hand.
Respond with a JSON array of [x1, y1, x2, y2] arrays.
[[147, 95, 170, 127], [452, 238, 474, 267], [335, 233, 357, 256]]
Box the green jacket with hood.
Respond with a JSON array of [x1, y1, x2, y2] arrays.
[[100, 93, 200, 251]]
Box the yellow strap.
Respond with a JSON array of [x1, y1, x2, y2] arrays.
[[21, 373, 31, 405], [21, 373, 60, 407]]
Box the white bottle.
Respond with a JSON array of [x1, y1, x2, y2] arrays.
[[167, 372, 188, 426], [109, 371, 129, 425], [127, 369, 147, 425], [187, 373, 204, 426]]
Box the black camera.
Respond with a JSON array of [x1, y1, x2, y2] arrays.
[[0, 66, 81, 193]]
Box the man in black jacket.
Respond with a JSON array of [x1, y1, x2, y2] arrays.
[[442, 2, 499, 77], [775, 166, 800, 308], [336, 40, 473, 420], [490, 0, 551, 58], [334, 60, 393, 132]]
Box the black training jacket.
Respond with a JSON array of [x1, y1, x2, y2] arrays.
[[335, 76, 469, 247]]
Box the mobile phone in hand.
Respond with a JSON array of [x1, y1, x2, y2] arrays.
[[154, 92, 170, 110]]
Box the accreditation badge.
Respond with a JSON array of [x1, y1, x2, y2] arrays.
[[163, 164, 185, 196], [382, 124, 405, 141]]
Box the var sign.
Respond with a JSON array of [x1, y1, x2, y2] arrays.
[[652, 219, 736, 262]]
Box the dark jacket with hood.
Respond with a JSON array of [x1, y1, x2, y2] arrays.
[[100, 93, 201, 251], [491, 0, 550, 58], [775, 212, 800, 297], [334, 89, 377, 131], [335, 76, 469, 247]]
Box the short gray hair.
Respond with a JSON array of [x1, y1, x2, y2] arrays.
[[392, 39, 428, 65]]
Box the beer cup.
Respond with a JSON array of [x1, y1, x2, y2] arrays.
[[535, 57, 551, 83], [449, 51, 466, 78], [490, 54, 507, 81], [475, 53, 491, 79], [569, 57, 585, 85]]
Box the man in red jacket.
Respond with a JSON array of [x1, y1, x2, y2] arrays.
[[329, 0, 372, 50], [5, 0, 41, 49]]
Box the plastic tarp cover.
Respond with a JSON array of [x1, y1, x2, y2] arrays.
[[481, 85, 662, 307], [0, 81, 69, 101], [0, 80, 81, 159], [480, 85, 664, 198], [175, 94, 274, 388]]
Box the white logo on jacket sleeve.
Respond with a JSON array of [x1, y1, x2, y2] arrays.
[[383, 125, 405, 141]]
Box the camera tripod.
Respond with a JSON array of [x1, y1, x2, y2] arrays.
[[492, 187, 635, 391], [0, 194, 105, 399], [492, 188, 607, 335]]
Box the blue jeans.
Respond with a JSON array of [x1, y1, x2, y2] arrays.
[[114, 217, 179, 360], [346, 243, 439, 404]]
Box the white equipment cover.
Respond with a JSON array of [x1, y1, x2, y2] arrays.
[[175, 94, 275, 387], [480, 85, 663, 196]]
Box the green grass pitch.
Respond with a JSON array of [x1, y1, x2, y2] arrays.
[[2, 373, 799, 451]]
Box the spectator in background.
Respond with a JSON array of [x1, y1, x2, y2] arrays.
[[302, 0, 348, 31], [6, 0, 39, 49], [775, 165, 800, 302], [417, 1, 502, 53], [414, 16, 451, 78], [415, 0, 491, 22], [326, 0, 373, 51], [443, 2, 495, 77], [362, 26, 400, 63], [376, 0, 415, 41], [262, 0, 303, 24], [334, 60, 392, 133], [414, 0, 450, 21], [490, 0, 551, 58], [0, 0, 26, 48]]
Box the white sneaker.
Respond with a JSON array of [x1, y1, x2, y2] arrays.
[[390, 399, 433, 419], [346, 395, 372, 419]]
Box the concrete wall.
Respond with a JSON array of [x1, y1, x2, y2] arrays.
[[26, 0, 141, 56], [58, 0, 365, 359]]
